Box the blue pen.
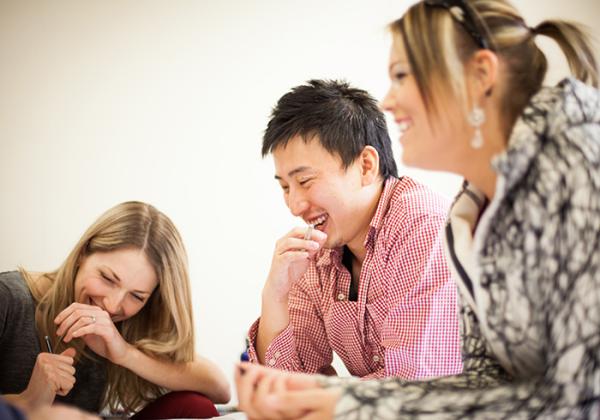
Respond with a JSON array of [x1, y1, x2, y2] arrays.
[[240, 337, 249, 362]]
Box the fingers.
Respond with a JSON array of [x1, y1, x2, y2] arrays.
[[60, 347, 77, 359], [276, 236, 320, 256], [272, 388, 339, 420], [35, 352, 77, 396], [283, 372, 320, 392], [55, 304, 108, 344], [235, 363, 265, 419], [288, 226, 327, 242], [236, 363, 323, 420], [29, 404, 100, 420], [54, 302, 97, 326], [67, 322, 111, 342]]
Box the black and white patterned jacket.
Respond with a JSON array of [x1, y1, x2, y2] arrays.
[[325, 78, 600, 419]]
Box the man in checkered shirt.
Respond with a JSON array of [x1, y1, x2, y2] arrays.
[[246, 79, 462, 379]]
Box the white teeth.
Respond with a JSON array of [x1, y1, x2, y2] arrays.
[[307, 214, 327, 226], [398, 121, 410, 132]]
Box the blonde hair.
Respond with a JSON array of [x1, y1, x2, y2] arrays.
[[390, 0, 598, 134], [21, 201, 195, 412]]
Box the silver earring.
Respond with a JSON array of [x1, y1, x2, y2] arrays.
[[468, 105, 485, 149]]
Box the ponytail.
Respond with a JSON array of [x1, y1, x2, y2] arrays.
[[533, 20, 598, 88]]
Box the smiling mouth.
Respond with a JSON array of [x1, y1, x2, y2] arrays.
[[398, 120, 411, 133], [306, 214, 328, 230]]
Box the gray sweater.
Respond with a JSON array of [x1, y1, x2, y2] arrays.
[[0, 271, 107, 413]]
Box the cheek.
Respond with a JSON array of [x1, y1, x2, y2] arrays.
[[77, 278, 108, 299], [122, 300, 146, 320]]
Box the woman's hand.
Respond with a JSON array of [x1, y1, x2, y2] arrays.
[[55, 303, 132, 365], [235, 363, 340, 420], [28, 404, 100, 420], [21, 347, 77, 408]]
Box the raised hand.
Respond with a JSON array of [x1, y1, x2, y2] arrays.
[[264, 226, 327, 301], [21, 347, 77, 407], [55, 303, 132, 365]]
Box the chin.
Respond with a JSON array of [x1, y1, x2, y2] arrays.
[[401, 150, 427, 170]]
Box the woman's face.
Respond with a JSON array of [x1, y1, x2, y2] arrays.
[[381, 39, 469, 172], [73, 247, 158, 322]]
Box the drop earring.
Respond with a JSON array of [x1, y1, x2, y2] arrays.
[[468, 105, 485, 149]]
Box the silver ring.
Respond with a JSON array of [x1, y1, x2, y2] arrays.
[[90, 315, 96, 324]]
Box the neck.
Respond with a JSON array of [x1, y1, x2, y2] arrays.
[[345, 180, 385, 265], [461, 110, 508, 200]]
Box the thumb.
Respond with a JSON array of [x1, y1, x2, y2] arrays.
[[60, 347, 77, 358]]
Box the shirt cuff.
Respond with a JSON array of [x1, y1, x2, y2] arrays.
[[247, 318, 297, 368]]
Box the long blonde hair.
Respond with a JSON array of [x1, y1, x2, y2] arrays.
[[22, 201, 195, 412], [390, 0, 598, 134]]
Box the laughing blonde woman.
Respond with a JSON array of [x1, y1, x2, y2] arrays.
[[1, 201, 230, 419]]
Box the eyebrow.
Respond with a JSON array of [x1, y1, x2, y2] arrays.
[[102, 266, 152, 295], [388, 60, 408, 72], [274, 166, 312, 180]]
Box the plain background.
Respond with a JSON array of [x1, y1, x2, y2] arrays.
[[1, 0, 599, 403]]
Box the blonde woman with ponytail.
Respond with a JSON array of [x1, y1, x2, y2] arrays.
[[235, 0, 600, 418], [1, 201, 230, 418]]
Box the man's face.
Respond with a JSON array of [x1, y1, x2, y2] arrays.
[[273, 136, 368, 250]]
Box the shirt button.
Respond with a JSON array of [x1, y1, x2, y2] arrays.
[[337, 293, 345, 301], [372, 355, 380, 362], [274, 351, 281, 358], [268, 358, 276, 366]]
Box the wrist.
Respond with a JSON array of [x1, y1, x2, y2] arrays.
[[114, 342, 138, 369], [9, 390, 37, 412], [262, 282, 289, 304], [2, 390, 30, 411]]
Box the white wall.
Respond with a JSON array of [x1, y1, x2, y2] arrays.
[[1, 0, 598, 403]]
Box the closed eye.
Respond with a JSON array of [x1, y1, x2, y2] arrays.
[[100, 272, 115, 284], [299, 178, 314, 186], [130, 293, 144, 302]]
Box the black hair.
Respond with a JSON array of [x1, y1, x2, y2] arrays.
[[262, 79, 398, 180]]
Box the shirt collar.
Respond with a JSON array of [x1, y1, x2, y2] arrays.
[[364, 177, 399, 249]]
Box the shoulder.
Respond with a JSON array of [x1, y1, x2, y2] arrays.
[[529, 79, 600, 161], [0, 270, 31, 299], [533, 81, 600, 194], [0, 271, 34, 317], [501, 80, 600, 205], [384, 176, 450, 231]]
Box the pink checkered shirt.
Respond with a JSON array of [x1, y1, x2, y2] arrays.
[[248, 177, 463, 379]]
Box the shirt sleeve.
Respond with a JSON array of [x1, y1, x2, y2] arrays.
[[246, 267, 333, 373], [0, 399, 26, 420], [380, 213, 463, 379]]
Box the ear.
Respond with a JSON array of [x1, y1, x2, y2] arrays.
[[358, 146, 380, 186], [466, 49, 498, 104]]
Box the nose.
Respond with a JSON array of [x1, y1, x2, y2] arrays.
[[380, 86, 395, 113], [103, 290, 126, 317], [286, 186, 309, 217]]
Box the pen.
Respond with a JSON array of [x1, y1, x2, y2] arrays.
[[240, 337, 249, 362], [44, 335, 53, 353]]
